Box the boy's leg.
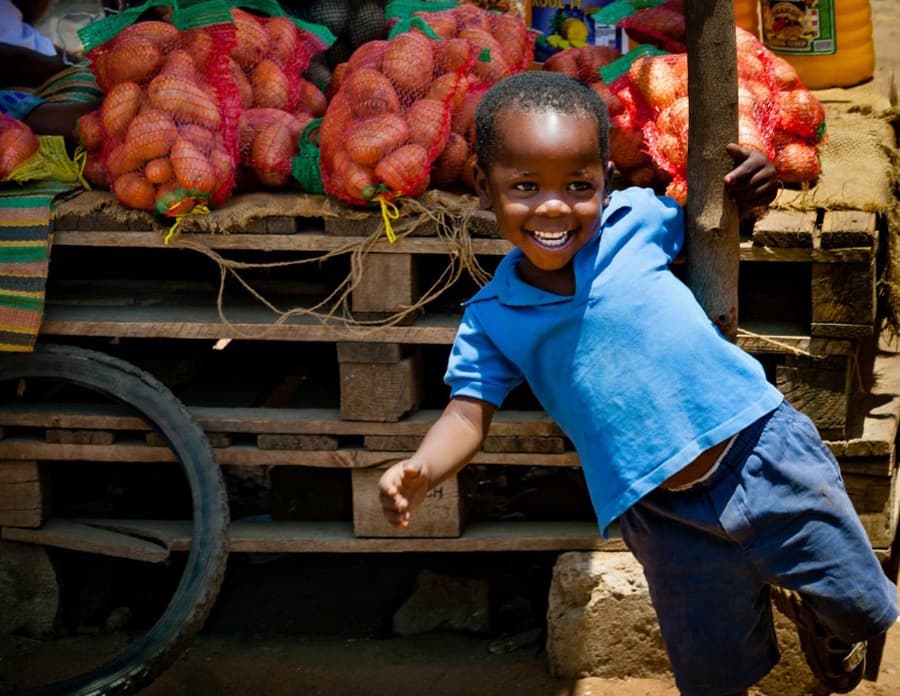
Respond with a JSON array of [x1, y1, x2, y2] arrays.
[[620, 491, 779, 696], [620, 401, 897, 696], [731, 402, 897, 691]]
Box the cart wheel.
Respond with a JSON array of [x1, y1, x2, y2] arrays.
[[0, 344, 229, 696]]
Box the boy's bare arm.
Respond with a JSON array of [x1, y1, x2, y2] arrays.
[[379, 396, 495, 527]]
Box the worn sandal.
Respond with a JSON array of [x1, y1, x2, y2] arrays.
[[770, 585, 867, 694]]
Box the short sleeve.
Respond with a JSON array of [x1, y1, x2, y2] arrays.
[[444, 308, 523, 408], [600, 188, 686, 266]]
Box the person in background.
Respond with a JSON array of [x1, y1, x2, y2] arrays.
[[0, 0, 101, 138], [378, 71, 898, 695]]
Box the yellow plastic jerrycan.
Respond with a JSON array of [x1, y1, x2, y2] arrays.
[[759, 0, 874, 89], [733, 0, 759, 36]]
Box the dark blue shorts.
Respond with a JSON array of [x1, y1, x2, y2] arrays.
[[619, 400, 899, 696]]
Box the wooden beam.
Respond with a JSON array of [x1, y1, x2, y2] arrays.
[[3, 518, 622, 554], [684, 0, 740, 340]]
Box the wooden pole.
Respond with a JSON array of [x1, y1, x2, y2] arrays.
[[684, 1, 740, 341]]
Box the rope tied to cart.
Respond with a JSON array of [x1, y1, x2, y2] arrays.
[[168, 193, 493, 339]]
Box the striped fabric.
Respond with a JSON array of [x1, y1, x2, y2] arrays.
[[33, 64, 102, 104], [0, 181, 74, 351], [0, 65, 102, 118]]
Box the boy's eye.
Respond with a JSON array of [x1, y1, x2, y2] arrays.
[[568, 181, 593, 192], [512, 182, 537, 193]]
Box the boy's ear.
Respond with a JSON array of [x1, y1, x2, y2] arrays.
[[472, 159, 493, 210]]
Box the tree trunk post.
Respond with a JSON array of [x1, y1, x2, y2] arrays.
[[684, 1, 740, 341]]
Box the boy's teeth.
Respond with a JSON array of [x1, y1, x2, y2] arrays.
[[533, 230, 569, 247]]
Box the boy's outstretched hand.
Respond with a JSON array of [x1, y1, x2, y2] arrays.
[[379, 459, 430, 527], [723, 143, 780, 214]]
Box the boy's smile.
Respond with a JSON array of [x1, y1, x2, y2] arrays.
[[474, 110, 610, 294]]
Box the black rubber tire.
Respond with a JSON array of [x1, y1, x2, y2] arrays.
[[0, 344, 230, 696]]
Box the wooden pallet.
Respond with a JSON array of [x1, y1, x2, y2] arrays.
[[1, 335, 898, 551], [2, 191, 888, 554], [45, 194, 883, 437]]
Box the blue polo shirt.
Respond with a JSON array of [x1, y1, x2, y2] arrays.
[[445, 186, 784, 536]]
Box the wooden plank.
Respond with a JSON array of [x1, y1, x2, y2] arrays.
[[736, 328, 854, 356], [266, 216, 297, 234], [811, 323, 875, 339], [257, 434, 339, 451], [751, 209, 818, 248], [352, 469, 464, 538], [49, 230, 874, 262], [39, 302, 463, 344], [845, 470, 900, 549], [0, 509, 44, 527], [811, 260, 876, 327], [0, 438, 180, 463], [0, 461, 43, 483], [1, 519, 170, 562], [465, 208, 501, 238], [0, 403, 565, 437], [365, 435, 423, 451], [146, 431, 231, 448], [46, 429, 115, 445], [739, 243, 873, 264], [838, 456, 894, 478], [15, 518, 621, 553], [351, 253, 419, 315], [0, 461, 49, 528], [324, 214, 385, 238], [842, 335, 900, 454], [336, 342, 409, 363], [51, 230, 514, 255], [0, 438, 583, 468], [776, 356, 849, 437], [0, 482, 43, 510], [38, 302, 852, 355], [819, 210, 878, 249], [482, 435, 567, 454], [339, 351, 422, 422]]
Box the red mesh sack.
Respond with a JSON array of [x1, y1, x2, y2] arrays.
[[766, 53, 825, 185], [406, 4, 536, 191], [74, 109, 108, 187], [543, 46, 627, 179], [542, 45, 622, 84], [222, 4, 333, 189], [238, 107, 314, 187], [612, 28, 782, 204], [0, 114, 40, 180], [619, 0, 686, 53], [320, 28, 475, 206], [80, 9, 242, 217], [227, 6, 330, 117]]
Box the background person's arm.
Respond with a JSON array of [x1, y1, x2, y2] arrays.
[[0, 43, 67, 88]]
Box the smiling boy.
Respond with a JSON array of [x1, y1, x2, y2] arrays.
[[378, 71, 898, 695]]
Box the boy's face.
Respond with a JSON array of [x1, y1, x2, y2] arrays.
[[473, 109, 611, 276]]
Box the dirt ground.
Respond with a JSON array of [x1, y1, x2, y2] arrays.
[[2, 2, 900, 695]]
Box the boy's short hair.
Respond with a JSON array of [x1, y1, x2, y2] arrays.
[[474, 71, 610, 169]]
